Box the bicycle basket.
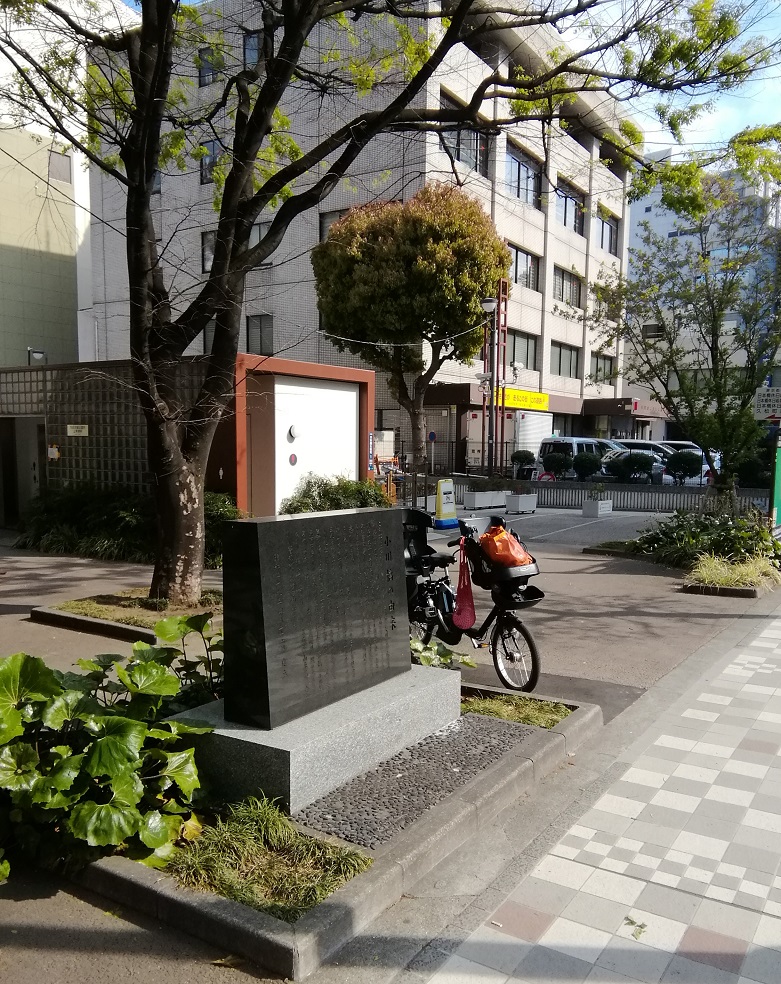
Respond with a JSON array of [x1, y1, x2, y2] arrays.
[[491, 582, 545, 610]]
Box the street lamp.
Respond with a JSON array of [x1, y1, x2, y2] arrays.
[[480, 297, 498, 476], [27, 347, 47, 366]]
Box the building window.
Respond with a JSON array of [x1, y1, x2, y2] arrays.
[[201, 231, 216, 273], [48, 149, 72, 184], [550, 341, 580, 379], [555, 180, 585, 235], [203, 318, 215, 355], [440, 92, 490, 178], [319, 209, 349, 241], [642, 323, 664, 339], [505, 145, 541, 207], [508, 331, 538, 371], [197, 47, 220, 86], [590, 352, 614, 381], [509, 244, 540, 292], [244, 31, 262, 70], [247, 314, 274, 356], [249, 220, 272, 252], [644, 205, 652, 213], [200, 140, 220, 184], [596, 212, 619, 255], [553, 266, 583, 308]]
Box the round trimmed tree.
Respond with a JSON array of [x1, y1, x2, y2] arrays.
[[312, 184, 510, 474]]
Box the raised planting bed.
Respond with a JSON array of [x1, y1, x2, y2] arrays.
[[75, 685, 602, 980]]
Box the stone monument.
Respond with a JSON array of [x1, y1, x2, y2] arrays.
[[183, 508, 460, 812], [222, 508, 410, 729]]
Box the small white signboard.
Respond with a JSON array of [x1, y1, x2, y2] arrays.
[[753, 388, 781, 421], [67, 424, 89, 437]]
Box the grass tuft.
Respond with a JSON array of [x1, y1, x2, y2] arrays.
[[685, 554, 781, 590], [167, 796, 372, 922], [461, 694, 571, 729]]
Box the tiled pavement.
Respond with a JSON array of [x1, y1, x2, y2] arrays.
[[424, 621, 781, 983]]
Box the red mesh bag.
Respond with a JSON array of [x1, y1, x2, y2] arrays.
[[452, 538, 476, 630]]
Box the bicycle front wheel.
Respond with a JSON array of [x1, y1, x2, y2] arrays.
[[491, 614, 540, 691]]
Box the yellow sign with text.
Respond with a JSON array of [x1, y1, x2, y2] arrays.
[[499, 388, 550, 412]]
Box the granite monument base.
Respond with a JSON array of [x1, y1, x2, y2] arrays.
[[179, 665, 461, 813]]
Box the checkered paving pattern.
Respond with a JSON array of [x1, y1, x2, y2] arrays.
[[426, 620, 781, 984]]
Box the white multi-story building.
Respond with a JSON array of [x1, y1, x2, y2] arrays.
[[90, 7, 644, 468]]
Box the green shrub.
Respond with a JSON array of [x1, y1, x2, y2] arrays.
[[0, 616, 220, 880], [510, 450, 536, 467], [279, 473, 391, 513], [630, 510, 781, 569], [666, 451, 703, 484], [16, 486, 241, 569], [573, 452, 602, 482], [605, 452, 654, 484], [542, 452, 571, 478]]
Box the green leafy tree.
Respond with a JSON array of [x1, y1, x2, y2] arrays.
[[311, 185, 510, 473], [592, 171, 781, 488], [0, 0, 773, 601]]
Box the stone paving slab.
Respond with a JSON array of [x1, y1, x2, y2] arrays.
[[420, 618, 781, 984]]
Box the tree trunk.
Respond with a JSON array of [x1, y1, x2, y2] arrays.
[[409, 398, 428, 478], [146, 419, 208, 606]]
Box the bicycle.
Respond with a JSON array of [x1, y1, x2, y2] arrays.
[[403, 509, 543, 691]]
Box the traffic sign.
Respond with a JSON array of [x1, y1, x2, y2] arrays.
[[428, 431, 436, 442], [754, 387, 781, 421]]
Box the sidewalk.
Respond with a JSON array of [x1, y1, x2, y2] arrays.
[[398, 610, 781, 984]]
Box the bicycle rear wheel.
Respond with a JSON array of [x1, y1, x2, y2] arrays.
[[490, 613, 540, 691]]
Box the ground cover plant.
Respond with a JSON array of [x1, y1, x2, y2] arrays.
[[56, 589, 224, 630], [17, 486, 241, 569], [460, 694, 571, 729], [686, 554, 781, 591], [0, 644, 213, 880], [168, 796, 372, 922], [629, 510, 781, 570]]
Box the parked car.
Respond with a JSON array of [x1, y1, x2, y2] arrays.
[[616, 439, 677, 462], [660, 440, 702, 454], [535, 437, 626, 478], [601, 449, 665, 484]]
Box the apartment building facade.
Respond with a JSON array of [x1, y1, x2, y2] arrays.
[[89, 6, 643, 468]]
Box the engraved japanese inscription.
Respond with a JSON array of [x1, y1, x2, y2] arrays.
[[222, 508, 410, 729]]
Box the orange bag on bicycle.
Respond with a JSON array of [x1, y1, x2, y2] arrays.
[[452, 538, 476, 629], [480, 525, 534, 567]]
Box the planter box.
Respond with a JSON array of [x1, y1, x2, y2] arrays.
[[463, 490, 507, 510], [582, 498, 613, 518], [505, 493, 537, 515]]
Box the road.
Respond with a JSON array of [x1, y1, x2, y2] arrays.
[[428, 507, 763, 721]]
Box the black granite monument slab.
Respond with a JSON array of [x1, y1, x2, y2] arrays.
[[222, 507, 410, 729]]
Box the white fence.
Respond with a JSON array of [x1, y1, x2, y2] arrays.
[[448, 478, 768, 514]]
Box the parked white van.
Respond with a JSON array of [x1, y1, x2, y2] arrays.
[[535, 437, 626, 478]]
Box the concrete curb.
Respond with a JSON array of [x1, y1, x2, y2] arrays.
[[679, 582, 761, 598], [30, 606, 157, 643], [74, 694, 602, 980], [581, 547, 637, 559]]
